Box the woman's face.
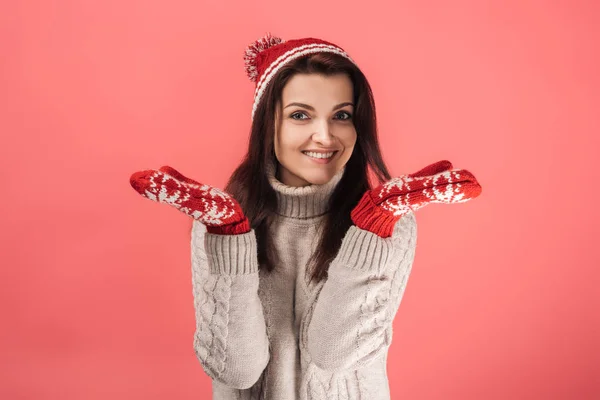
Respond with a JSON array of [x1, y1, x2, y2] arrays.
[[274, 73, 357, 187]]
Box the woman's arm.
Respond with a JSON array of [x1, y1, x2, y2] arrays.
[[191, 220, 270, 389], [304, 211, 417, 372], [129, 165, 270, 389], [305, 160, 480, 372]]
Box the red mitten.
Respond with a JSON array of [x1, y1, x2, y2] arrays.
[[351, 160, 482, 238], [130, 166, 250, 235]]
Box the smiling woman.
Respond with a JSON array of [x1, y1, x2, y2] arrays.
[[274, 73, 358, 186], [129, 32, 481, 400]]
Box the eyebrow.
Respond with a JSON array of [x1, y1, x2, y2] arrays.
[[284, 102, 354, 111]]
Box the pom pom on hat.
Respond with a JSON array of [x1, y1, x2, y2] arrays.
[[243, 32, 356, 121], [243, 32, 284, 82]]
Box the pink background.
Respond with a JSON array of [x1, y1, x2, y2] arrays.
[[2, 0, 598, 399]]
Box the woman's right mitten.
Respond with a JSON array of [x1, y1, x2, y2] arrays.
[[129, 165, 250, 235]]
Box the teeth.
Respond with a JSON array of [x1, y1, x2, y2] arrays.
[[304, 151, 335, 159]]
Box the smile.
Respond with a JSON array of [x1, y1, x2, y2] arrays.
[[302, 150, 338, 164]]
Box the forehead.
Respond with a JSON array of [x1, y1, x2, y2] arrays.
[[281, 73, 353, 104]]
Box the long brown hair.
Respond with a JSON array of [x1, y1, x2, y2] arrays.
[[224, 52, 391, 284]]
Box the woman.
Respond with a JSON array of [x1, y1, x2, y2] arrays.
[[130, 33, 482, 400]]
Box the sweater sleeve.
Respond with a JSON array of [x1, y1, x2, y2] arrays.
[[305, 210, 417, 372], [190, 220, 270, 389]]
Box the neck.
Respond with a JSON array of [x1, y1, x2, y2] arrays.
[[265, 160, 345, 219]]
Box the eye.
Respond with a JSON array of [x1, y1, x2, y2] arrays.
[[290, 111, 308, 120], [289, 111, 353, 121], [335, 111, 353, 120]]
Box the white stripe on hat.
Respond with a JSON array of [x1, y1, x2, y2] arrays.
[[251, 43, 357, 121]]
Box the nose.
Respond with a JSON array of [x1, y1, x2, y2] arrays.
[[312, 121, 335, 146]]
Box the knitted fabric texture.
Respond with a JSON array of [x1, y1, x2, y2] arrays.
[[190, 161, 418, 399], [351, 160, 482, 238], [243, 32, 357, 121], [129, 165, 251, 235]]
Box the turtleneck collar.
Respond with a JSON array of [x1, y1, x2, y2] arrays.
[[265, 159, 345, 219]]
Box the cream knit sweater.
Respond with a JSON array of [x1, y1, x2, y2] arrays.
[[190, 163, 418, 399]]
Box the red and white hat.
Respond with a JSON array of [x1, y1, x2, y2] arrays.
[[243, 32, 357, 121]]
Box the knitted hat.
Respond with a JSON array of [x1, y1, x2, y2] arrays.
[[243, 32, 358, 121]]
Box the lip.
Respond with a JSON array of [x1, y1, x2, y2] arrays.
[[302, 150, 338, 164], [302, 149, 339, 153]]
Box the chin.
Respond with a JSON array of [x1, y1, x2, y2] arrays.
[[306, 177, 331, 185], [302, 170, 338, 185]]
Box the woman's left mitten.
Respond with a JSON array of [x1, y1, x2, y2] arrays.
[[351, 160, 482, 238]]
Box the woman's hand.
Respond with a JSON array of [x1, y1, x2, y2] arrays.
[[129, 165, 250, 235], [351, 160, 482, 238]]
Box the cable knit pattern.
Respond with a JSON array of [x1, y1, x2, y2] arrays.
[[194, 271, 232, 380], [189, 163, 417, 399], [305, 213, 417, 373], [190, 220, 270, 391]]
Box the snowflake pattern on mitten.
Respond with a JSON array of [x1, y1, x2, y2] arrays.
[[351, 160, 482, 238], [130, 165, 250, 235]]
